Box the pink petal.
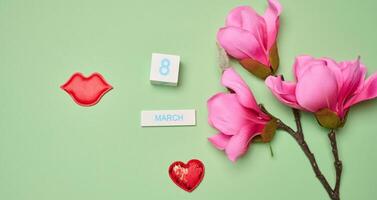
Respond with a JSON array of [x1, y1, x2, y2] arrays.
[[225, 6, 267, 48], [345, 72, 377, 108], [296, 64, 339, 112], [289, 56, 348, 113], [225, 124, 263, 162], [321, 58, 343, 90], [337, 59, 365, 113], [217, 27, 268, 65], [207, 93, 256, 135], [208, 133, 231, 150], [226, 6, 265, 33], [265, 76, 301, 109], [262, 0, 282, 50], [294, 56, 342, 91], [293, 55, 316, 81], [338, 59, 366, 97], [221, 68, 261, 112]]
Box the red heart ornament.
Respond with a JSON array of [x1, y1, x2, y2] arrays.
[[168, 159, 205, 192], [61, 72, 112, 107]]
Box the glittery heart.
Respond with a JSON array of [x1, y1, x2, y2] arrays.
[[61, 72, 112, 107], [168, 159, 205, 192]]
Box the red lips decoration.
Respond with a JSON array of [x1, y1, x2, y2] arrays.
[[61, 72, 112, 106], [168, 159, 205, 192]]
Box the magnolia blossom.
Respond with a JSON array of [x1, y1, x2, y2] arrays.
[[217, 0, 282, 78], [207, 68, 271, 162], [266, 55, 377, 128]]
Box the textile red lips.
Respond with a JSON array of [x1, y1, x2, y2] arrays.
[[168, 159, 205, 192], [61, 72, 112, 106]]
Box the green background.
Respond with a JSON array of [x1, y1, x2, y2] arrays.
[[0, 0, 376, 199]]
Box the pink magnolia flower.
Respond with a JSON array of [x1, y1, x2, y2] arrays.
[[265, 55, 377, 128], [207, 68, 271, 162], [217, 0, 282, 79]]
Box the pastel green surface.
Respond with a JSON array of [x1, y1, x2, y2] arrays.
[[0, 0, 376, 199]]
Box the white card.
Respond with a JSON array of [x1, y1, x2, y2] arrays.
[[141, 109, 196, 127], [149, 53, 180, 86]]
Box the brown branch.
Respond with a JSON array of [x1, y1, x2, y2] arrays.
[[276, 115, 334, 199], [328, 130, 342, 200], [259, 105, 339, 199], [292, 108, 303, 134]]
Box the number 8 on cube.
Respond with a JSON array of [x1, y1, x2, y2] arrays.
[[150, 53, 180, 86]]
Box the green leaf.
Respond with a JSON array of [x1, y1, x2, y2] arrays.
[[253, 118, 278, 143], [261, 118, 278, 142], [239, 43, 279, 79], [239, 59, 273, 80], [314, 108, 342, 129], [269, 43, 279, 73]]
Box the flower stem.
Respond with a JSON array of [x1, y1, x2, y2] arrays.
[[268, 143, 274, 157]]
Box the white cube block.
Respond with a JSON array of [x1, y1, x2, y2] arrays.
[[149, 53, 180, 86], [140, 109, 196, 127]]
